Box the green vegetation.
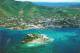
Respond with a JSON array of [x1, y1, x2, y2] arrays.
[[0, 0, 80, 28], [21, 34, 39, 43], [0, 0, 80, 17]]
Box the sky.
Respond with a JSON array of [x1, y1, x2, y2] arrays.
[[16, 0, 80, 2]]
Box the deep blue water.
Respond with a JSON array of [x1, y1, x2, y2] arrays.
[[32, 2, 80, 7], [0, 28, 80, 53]]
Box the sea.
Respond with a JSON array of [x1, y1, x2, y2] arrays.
[[32, 2, 80, 7], [0, 27, 80, 53]]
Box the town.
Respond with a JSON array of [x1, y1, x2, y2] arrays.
[[0, 15, 80, 30]]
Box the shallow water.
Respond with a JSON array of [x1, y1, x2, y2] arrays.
[[0, 28, 80, 53]]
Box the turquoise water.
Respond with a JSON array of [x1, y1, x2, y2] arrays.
[[0, 28, 80, 53]]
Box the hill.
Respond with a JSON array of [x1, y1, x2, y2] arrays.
[[0, 0, 34, 16], [0, 0, 80, 17]]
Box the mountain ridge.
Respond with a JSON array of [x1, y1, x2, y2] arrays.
[[0, 0, 80, 17]]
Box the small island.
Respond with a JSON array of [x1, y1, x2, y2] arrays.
[[20, 34, 54, 47]]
